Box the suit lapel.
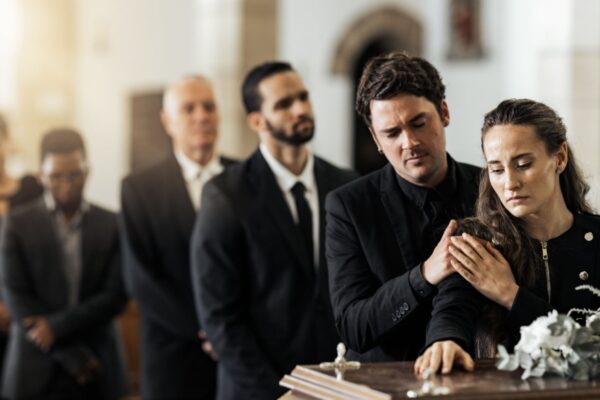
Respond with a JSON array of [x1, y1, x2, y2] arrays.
[[247, 150, 313, 279], [379, 165, 419, 269], [79, 207, 97, 298], [315, 158, 335, 269], [35, 200, 70, 305], [163, 155, 196, 238]]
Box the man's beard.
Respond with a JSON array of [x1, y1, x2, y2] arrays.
[[266, 117, 315, 146]]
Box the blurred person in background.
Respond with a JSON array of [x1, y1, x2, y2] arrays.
[[1, 128, 128, 399], [0, 113, 43, 390], [120, 75, 236, 399]]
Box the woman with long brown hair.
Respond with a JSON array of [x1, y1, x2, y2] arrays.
[[415, 98, 600, 375]]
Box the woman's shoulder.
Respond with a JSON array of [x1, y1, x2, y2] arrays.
[[573, 213, 600, 239]]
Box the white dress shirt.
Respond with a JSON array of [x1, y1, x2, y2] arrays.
[[260, 143, 319, 268], [175, 150, 224, 210], [44, 192, 90, 307]]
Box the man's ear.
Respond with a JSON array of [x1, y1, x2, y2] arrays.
[[440, 100, 450, 127], [246, 112, 265, 133], [160, 111, 173, 138], [369, 127, 383, 154]]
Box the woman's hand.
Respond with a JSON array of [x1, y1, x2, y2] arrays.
[[414, 340, 474, 376], [449, 233, 518, 309]]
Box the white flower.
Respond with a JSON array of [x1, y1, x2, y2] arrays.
[[586, 313, 600, 328], [514, 311, 575, 355]]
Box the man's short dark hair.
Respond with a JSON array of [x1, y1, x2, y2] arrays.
[[40, 128, 86, 162], [356, 52, 446, 127], [242, 61, 294, 114]]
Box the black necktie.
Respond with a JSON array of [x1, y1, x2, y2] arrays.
[[291, 182, 313, 268]]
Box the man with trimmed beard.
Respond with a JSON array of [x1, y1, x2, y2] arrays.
[[190, 61, 357, 399]]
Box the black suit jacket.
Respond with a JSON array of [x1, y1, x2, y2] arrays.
[[0, 199, 127, 399], [191, 150, 357, 400], [325, 159, 480, 362], [120, 154, 235, 399]]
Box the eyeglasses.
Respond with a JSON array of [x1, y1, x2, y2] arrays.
[[45, 170, 86, 184]]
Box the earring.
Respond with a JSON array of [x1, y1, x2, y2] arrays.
[[377, 148, 383, 154]]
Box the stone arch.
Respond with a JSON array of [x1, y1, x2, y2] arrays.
[[331, 6, 423, 76], [330, 6, 423, 174]]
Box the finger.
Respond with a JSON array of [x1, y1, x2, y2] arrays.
[[22, 317, 35, 328], [441, 220, 457, 239], [414, 356, 422, 376], [452, 235, 483, 263], [418, 350, 432, 375], [448, 246, 474, 273], [461, 234, 490, 261], [485, 242, 505, 262], [202, 341, 213, 353], [456, 349, 475, 372], [429, 344, 443, 374], [451, 259, 476, 284], [441, 343, 457, 374]]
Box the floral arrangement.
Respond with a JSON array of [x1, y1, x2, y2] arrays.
[[496, 285, 600, 380]]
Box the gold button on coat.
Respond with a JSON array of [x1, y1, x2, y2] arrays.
[[579, 271, 589, 281], [585, 232, 594, 241]]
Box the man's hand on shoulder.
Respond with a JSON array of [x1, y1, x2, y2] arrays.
[[421, 220, 457, 285]]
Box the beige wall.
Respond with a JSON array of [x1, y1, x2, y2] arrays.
[[12, 0, 76, 171]]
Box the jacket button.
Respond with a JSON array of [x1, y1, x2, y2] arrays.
[[585, 232, 594, 241], [579, 271, 589, 281]]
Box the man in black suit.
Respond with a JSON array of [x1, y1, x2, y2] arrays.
[[326, 52, 481, 363], [120, 75, 235, 399], [1, 129, 127, 399], [191, 61, 357, 399]]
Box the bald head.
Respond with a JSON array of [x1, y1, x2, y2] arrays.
[[161, 75, 220, 166]]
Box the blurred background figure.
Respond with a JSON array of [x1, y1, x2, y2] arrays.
[[0, 128, 128, 399], [0, 113, 43, 391], [0, 113, 42, 216]]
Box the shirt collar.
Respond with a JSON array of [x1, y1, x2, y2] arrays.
[[259, 143, 316, 194], [174, 150, 221, 182], [43, 191, 90, 221], [396, 153, 458, 207]]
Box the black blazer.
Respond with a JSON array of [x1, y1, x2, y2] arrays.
[[191, 150, 357, 400], [0, 199, 127, 399], [325, 160, 480, 362], [120, 153, 235, 399]]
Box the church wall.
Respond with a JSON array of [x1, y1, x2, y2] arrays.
[[278, 0, 506, 169], [63, 0, 600, 210], [278, 0, 600, 209], [75, 0, 200, 209]]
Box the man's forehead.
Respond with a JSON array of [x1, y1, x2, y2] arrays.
[[259, 71, 305, 99], [164, 78, 214, 108], [41, 150, 87, 171]]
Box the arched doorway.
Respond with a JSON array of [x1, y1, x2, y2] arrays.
[[332, 7, 423, 175]]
